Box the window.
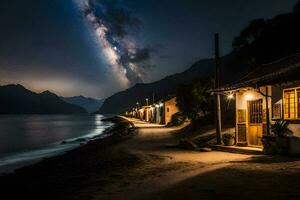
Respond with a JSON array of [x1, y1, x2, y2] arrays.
[[283, 88, 299, 119], [167, 107, 170, 112], [298, 90, 300, 119], [273, 100, 282, 119], [237, 109, 246, 123], [248, 99, 263, 124]]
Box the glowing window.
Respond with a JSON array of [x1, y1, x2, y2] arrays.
[[283, 89, 298, 119], [248, 99, 263, 124]]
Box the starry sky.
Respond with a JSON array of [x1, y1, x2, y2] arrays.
[[0, 0, 298, 98]]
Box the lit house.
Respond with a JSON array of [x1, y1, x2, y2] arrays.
[[163, 97, 179, 125], [130, 97, 179, 125], [213, 53, 300, 148]]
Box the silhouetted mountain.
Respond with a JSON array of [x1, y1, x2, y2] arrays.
[[97, 51, 253, 114], [99, 3, 300, 115], [97, 56, 226, 114], [0, 84, 87, 114], [61, 96, 104, 113]]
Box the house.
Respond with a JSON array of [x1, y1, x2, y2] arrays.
[[163, 97, 179, 125], [126, 96, 179, 125], [213, 53, 300, 148]]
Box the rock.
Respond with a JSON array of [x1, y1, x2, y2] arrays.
[[165, 143, 179, 148], [178, 139, 199, 151], [199, 147, 212, 152]]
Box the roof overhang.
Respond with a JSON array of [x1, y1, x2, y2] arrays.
[[211, 61, 300, 95]]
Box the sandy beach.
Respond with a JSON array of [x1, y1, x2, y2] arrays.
[[2, 117, 300, 200]]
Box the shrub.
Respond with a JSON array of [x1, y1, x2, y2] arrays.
[[271, 120, 293, 137], [169, 112, 186, 126]]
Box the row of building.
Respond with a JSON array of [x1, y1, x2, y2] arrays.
[[125, 53, 300, 150], [125, 96, 179, 125]]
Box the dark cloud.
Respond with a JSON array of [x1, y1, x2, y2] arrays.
[[84, 0, 159, 86], [89, 0, 141, 37]]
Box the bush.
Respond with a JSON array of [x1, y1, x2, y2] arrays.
[[169, 112, 186, 126], [271, 120, 293, 137], [176, 77, 214, 125]]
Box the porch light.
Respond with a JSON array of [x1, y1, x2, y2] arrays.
[[227, 93, 234, 100], [245, 92, 254, 101]]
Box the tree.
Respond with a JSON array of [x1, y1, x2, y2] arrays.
[[232, 4, 300, 64], [176, 77, 214, 124]]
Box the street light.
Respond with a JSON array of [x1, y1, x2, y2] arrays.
[[146, 98, 149, 106]]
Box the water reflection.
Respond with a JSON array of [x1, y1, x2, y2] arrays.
[[0, 115, 113, 164]]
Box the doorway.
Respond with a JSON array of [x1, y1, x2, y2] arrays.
[[247, 99, 263, 146]]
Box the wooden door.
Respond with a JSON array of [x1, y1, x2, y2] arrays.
[[247, 99, 263, 146]]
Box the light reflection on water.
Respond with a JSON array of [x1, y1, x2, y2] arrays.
[[0, 114, 114, 173]]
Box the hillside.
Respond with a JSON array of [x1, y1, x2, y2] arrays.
[[97, 52, 251, 114], [98, 5, 300, 115], [61, 96, 104, 113], [97, 58, 213, 114], [0, 84, 87, 114]]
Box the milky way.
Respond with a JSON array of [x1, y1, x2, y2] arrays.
[[73, 0, 152, 89]]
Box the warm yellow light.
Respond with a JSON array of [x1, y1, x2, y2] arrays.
[[245, 92, 254, 100], [227, 94, 234, 100]]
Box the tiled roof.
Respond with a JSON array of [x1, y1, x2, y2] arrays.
[[213, 53, 300, 92]]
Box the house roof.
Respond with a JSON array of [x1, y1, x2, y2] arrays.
[[213, 53, 300, 93]]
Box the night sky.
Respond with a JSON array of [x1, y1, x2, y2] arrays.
[[0, 0, 298, 98]]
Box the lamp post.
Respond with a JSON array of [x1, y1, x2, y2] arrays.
[[146, 98, 149, 106]]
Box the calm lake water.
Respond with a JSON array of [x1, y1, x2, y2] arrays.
[[0, 115, 114, 173]]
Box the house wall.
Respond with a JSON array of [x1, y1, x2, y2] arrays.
[[272, 82, 300, 137], [236, 87, 271, 111], [164, 97, 179, 125], [235, 86, 272, 146]]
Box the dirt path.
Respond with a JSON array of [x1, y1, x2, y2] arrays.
[[90, 118, 255, 200]]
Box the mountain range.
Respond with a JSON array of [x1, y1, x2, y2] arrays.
[[61, 96, 104, 113], [97, 51, 252, 114], [0, 84, 87, 114]]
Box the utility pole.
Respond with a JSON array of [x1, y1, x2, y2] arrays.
[[152, 93, 155, 104], [265, 86, 270, 135], [214, 33, 222, 144]]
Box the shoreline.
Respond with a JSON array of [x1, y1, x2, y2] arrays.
[[0, 115, 116, 175], [0, 116, 135, 199]]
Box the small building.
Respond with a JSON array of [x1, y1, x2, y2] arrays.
[[213, 53, 300, 148], [163, 97, 179, 125], [127, 96, 179, 125]]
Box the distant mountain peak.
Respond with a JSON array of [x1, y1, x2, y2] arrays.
[[0, 84, 87, 114], [61, 96, 104, 113]]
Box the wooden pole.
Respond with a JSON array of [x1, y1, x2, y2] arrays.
[[214, 33, 222, 144], [265, 86, 270, 135]]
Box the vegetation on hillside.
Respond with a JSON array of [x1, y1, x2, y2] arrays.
[[176, 77, 214, 125], [233, 2, 300, 64]]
